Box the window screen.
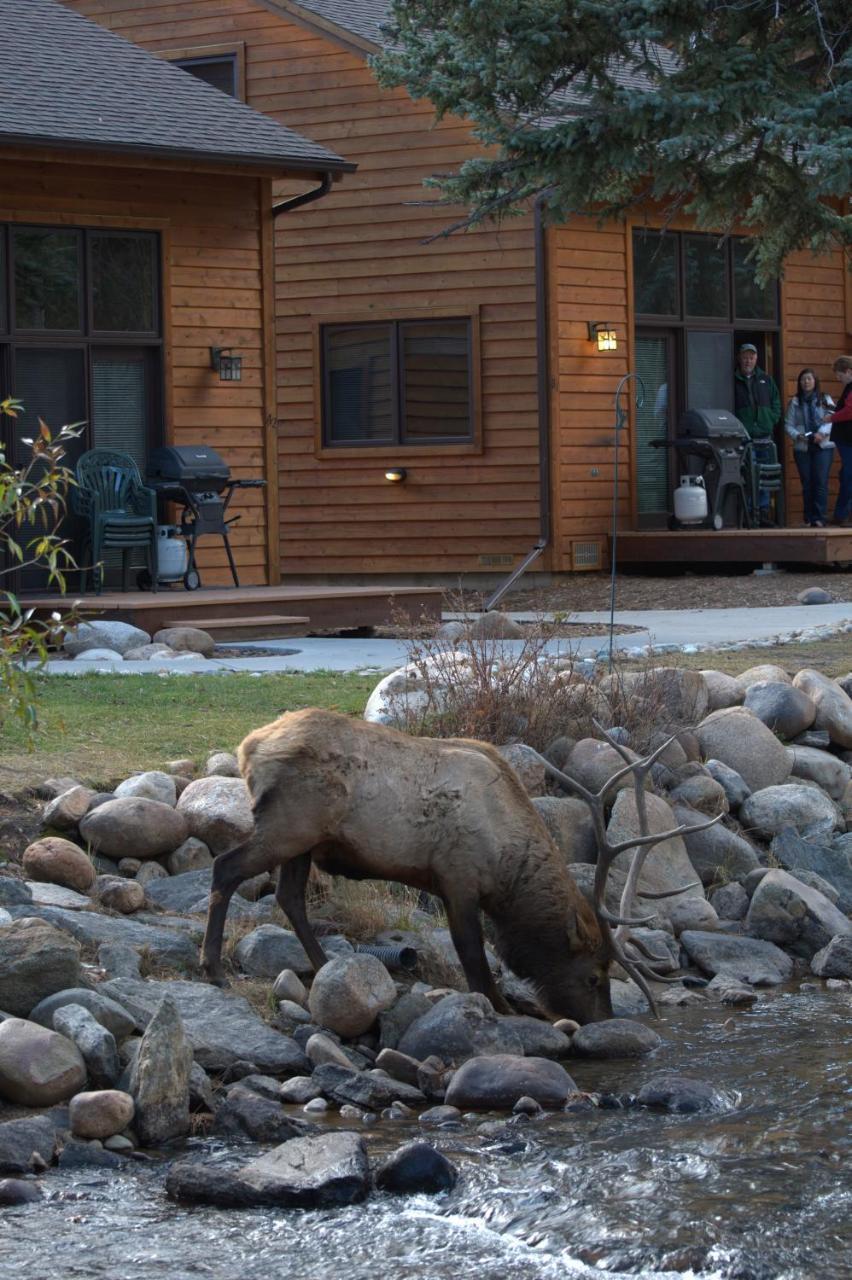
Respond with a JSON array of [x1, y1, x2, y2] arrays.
[[175, 55, 237, 97]]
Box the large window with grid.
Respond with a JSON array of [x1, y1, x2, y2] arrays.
[[321, 319, 474, 447]]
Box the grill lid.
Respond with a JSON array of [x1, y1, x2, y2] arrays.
[[147, 445, 231, 488], [677, 409, 749, 441]]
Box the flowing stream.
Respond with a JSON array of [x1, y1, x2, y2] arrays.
[[2, 987, 850, 1280]]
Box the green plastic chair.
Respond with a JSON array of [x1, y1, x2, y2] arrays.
[[73, 449, 158, 593]]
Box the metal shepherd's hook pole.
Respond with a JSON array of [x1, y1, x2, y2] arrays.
[[608, 372, 645, 671]]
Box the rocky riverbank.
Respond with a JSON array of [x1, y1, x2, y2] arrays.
[[1, 654, 851, 1212]]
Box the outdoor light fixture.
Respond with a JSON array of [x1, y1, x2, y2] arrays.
[[384, 467, 407, 483], [587, 322, 618, 352], [210, 347, 243, 381]]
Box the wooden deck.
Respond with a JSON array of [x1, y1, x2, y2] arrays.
[[614, 526, 852, 566], [21, 583, 443, 635]]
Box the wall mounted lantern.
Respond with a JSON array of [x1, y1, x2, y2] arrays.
[[210, 346, 243, 381], [384, 467, 407, 483], [587, 322, 618, 352]]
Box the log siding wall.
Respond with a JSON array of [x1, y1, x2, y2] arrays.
[[69, 0, 542, 577], [1, 147, 272, 585]]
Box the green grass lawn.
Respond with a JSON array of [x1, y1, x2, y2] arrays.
[[0, 671, 376, 792]]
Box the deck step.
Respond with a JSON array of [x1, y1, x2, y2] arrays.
[[171, 614, 310, 642]]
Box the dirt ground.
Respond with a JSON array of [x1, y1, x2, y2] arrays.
[[501, 566, 852, 613]]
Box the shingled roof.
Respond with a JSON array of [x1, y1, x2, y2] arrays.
[[0, 0, 351, 173]]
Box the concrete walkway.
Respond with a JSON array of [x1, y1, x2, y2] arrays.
[[40, 601, 852, 675]]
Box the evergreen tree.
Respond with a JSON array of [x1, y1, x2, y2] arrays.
[[375, 0, 851, 277]]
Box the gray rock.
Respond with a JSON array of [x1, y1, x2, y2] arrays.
[[0, 1017, 86, 1105], [531, 796, 600, 865], [770, 826, 852, 914], [0, 1115, 59, 1174], [788, 868, 840, 904], [42, 785, 99, 833], [789, 728, 832, 750], [397, 993, 523, 1065], [610, 978, 652, 1018], [63, 620, 150, 657], [0, 918, 82, 1017], [667, 897, 720, 935], [700, 670, 745, 711], [101, 977, 309, 1076], [797, 587, 834, 604], [305, 1033, 353, 1070], [469, 611, 525, 640], [379, 991, 433, 1050], [93, 875, 146, 914], [811, 935, 852, 978], [0, 1177, 44, 1204], [500, 1017, 572, 1059], [570, 1018, 661, 1059], [740, 784, 841, 840], [745, 869, 852, 959], [114, 772, 177, 807], [53, 1004, 120, 1087], [57, 1138, 122, 1168], [136, 861, 169, 888], [0, 877, 32, 907], [279, 1076, 323, 1104], [606, 791, 706, 925], [445, 1054, 577, 1110], [419, 1104, 462, 1127], [563, 738, 642, 800], [141, 868, 214, 914], [176, 776, 253, 856], [495, 743, 546, 797], [12, 905, 198, 970], [241, 1131, 370, 1207], [374, 1048, 423, 1087], [25, 881, 92, 910], [706, 974, 758, 1005], [97, 944, 142, 979], [311, 1063, 426, 1109], [788, 746, 851, 801], [669, 774, 729, 815], [710, 882, 750, 922], [166, 838, 213, 876], [79, 798, 189, 861], [637, 1072, 727, 1112], [205, 751, 240, 778], [235, 924, 353, 979], [272, 969, 307, 1006], [129, 996, 193, 1146], [743, 682, 816, 740], [680, 931, 794, 985], [213, 1084, 316, 1143], [374, 1140, 458, 1194], [704, 760, 752, 810], [737, 664, 793, 688], [792, 669, 852, 749], [307, 954, 397, 1038], [695, 707, 792, 793]]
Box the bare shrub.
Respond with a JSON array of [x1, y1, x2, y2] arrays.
[[308, 873, 426, 943]]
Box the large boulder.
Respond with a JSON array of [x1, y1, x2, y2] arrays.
[[397, 993, 524, 1064], [69, 1089, 135, 1140], [153, 626, 215, 657], [235, 925, 353, 979], [16, 904, 197, 971], [496, 743, 546, 797], [743, 682, 816, 740], [0, 1018, 86, 1106], [811, 935, 852, 978], [0, 1115, 59, 1174], [787, 747, 851, 802], [307, 954, 398, 1038], [28, 987, 136, 1040], [0, 918, 82, 1016], [63, 620, 150, 657], [704, 760, 751, 811], [737, 664, 792, 688], [694, 708, 792, 793], [570, 1018, 662, 1059], [745, 869, 852, 960], [53, 1004, 121, 1087], [679, 931, 793, 985], [605, 790, 705, 923], [739, 785, 841, 840], [792, 669, 852, 749], [672, 804, 760, 885], [444, 1054, 576, 1110], [128, 995, 193, 1147], [176, 777, 254, 855], [22, 837, 95, 893], [531, 796, 597, 863], [114, 772, 177, 807], [563, 737, 643, 800], [770, 827, 852, 915], [310, 1063, 426, 1110], [373, 1141, 458, 1194], [42, 786, 99, 832], [79, 798, 188, 861], [700, 670, 745, 711]]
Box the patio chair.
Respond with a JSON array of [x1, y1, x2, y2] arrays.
[[744, 439, 785, 528], [73, 449, 158, 593]]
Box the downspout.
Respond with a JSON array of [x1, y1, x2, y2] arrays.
[[272, 171, 333, 218], [483, 190, 551, 611]]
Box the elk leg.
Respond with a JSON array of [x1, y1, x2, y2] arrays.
[[444, 895, 512, 1015], [201, 842, 251, 985], [275, 852, 329, 973]]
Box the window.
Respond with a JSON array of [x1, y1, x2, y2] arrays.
[[633, 229, 778, 325], [174, 54, 237, 97], [13, 227, 82, 331], [322, 319, 473, 446], [90, 232, 158, 334]]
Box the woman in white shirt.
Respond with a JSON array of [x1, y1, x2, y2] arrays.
[[784, 368, 834, 527]]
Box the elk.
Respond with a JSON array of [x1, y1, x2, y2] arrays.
[[201, 708, 719, 1024]]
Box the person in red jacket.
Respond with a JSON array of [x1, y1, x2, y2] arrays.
[[826, 356, 852, 526]]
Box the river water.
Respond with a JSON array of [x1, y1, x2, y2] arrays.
[[2, 987, 850, 1280]]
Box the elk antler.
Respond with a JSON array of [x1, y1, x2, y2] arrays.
[[530, 723, 724, 1016]]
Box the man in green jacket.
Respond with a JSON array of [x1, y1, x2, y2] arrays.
[[734, 343, 781, 522]]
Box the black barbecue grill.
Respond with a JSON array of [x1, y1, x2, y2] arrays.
[[651, 408, 753, 530], [146, 445, 266, 589]]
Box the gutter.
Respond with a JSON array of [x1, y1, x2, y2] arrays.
[[484, 190, 551, 610]]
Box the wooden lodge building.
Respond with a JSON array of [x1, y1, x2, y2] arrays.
[[13, 0, 852, 599]]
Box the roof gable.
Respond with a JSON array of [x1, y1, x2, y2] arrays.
[[0, 0, 351, 173]]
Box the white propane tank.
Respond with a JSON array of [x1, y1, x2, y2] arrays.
[[673, 476, 709, 524], [156, 525, 188, 582]]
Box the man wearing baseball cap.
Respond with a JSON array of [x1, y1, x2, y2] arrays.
[[734, 342, 781, 523]]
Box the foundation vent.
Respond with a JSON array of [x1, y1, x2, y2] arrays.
[[478, 553, 514, 568], [570, 539, 605, 572]]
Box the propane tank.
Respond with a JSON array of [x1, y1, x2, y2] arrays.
[[673, 475, 709, 524], [156, 525, 189, 582]]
